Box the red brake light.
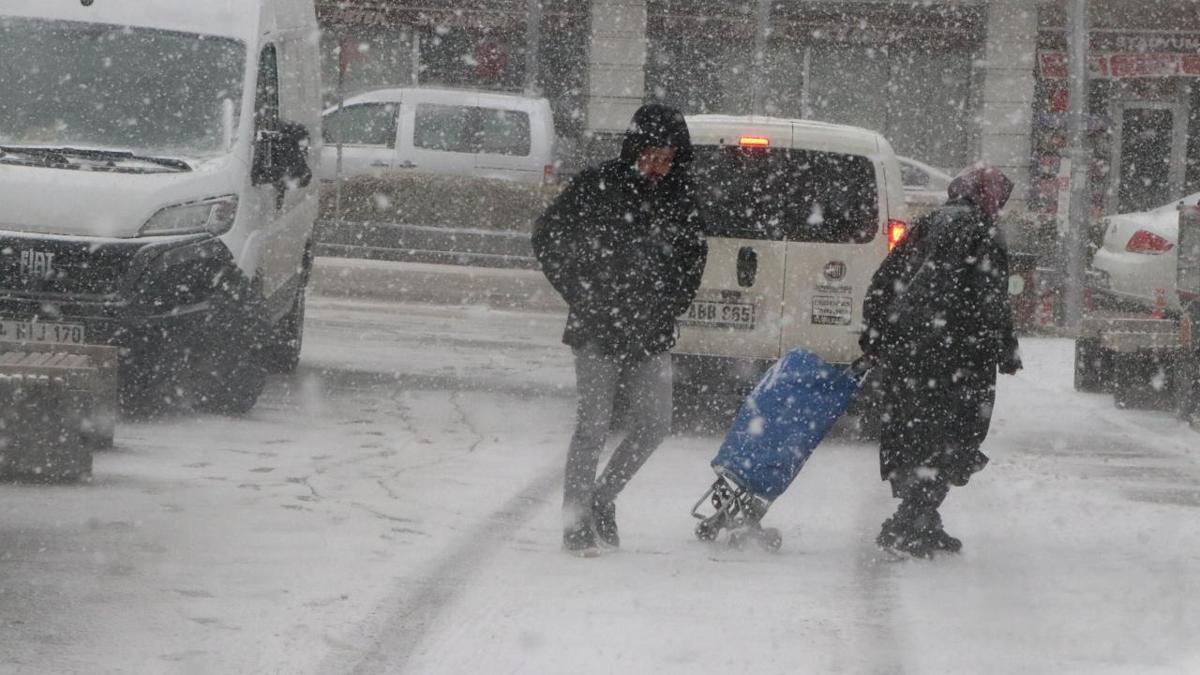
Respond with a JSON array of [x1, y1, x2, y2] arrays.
[[887, 219, 908, 251], [738, 136, 770, 147], [543, 163, 556, 185], [1126, 229, 1174, 254]]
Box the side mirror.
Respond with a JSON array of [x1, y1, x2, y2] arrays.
[[251, 121, 311, 189]]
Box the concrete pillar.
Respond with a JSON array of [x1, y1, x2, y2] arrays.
[[978, 0, 1039, 206], [585, 0, 647, 133]]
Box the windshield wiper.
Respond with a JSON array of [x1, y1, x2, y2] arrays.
[[0, 145, 191, 172]]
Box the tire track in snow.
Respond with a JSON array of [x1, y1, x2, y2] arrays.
[[320, 465, 561, 675]]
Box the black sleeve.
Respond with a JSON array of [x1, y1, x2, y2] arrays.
[[532, 174, 594, 310], [668, 199, 708, 317], [975, 225, 1021, 364]]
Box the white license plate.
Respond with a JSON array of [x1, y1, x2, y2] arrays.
[[811, 294, 853, 326], [681, 299, 756, 330], [0, 319, 87, 345]]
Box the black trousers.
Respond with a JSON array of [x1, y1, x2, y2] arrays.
[[889, 470, 950, 534]]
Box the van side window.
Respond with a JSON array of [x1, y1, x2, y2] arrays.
[[477, 109, 531, 156], [255, 45, 279, 133], [413, 104, 532, 157], [414, 104, 471, 152], [323, 103, 397, 147], [900, 163, 930, 188], [691, 146, 879, 244]]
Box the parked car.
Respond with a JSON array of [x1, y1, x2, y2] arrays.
[[320, 87, 557, 185], [897, 155, 953, 213], [1090, 192, 1197, 312], [673, 115, 908, 402], [0, 0, 322, 414]]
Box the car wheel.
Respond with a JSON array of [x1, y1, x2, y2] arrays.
[[1073, 338, 1109, 393], [1112, 351, 1173, 410], [187, 280, 270, 416], [263, 284, 306, 374]]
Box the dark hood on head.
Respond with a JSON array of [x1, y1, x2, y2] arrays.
[[619, 103, 694, 166]]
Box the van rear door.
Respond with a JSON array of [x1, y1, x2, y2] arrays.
[[779, 148, 886, 364], [674, 143, 791, 361]]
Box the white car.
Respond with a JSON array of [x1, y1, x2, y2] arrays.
[[897, 155, 953, 212], [320, 87, 557, 185], [673, 115, 908, 395], [1090, 193, 1195, 311]]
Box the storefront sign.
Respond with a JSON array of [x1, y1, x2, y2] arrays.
[[1039, 51, 1200, 79]]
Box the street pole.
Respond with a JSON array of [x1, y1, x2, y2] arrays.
[[751, 0, 770, 115], [1063, 0, 1090, 330], [334, 31, 347, 226], [525, 0, 542, 95]]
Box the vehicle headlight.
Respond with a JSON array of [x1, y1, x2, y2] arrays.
[[140, 195, 238, 236]]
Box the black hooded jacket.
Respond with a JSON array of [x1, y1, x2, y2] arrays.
[[532, 104, 708, 357], [860, 198, 1020, 482]]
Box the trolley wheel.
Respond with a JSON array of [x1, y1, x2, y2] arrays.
[[759, 528, 783, 552], [695, 519, 719, 542]]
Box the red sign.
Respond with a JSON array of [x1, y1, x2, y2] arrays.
[[1040, 50, 1200, 79]]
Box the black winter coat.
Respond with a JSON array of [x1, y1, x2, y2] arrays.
[[860, 199, 1020, 483], [532, 160, 708, 358]]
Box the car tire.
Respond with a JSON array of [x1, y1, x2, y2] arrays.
[[263, 284, 306, 374], [187, 281, 270, 416], [1112, 351, 1173, 410], [1074, 338, 1108, 393]]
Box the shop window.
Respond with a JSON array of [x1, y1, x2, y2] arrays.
[[322, 103, 397, 146]]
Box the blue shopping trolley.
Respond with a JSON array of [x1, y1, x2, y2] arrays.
[[691, 348, 868, 550]]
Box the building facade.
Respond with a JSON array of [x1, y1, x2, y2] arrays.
[[316, 0, 1200, 216]]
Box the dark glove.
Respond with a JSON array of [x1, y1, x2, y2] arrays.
[[998, 349, 1023, 375]]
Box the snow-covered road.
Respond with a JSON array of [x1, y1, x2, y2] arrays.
[[2, 296, 1198, 674]]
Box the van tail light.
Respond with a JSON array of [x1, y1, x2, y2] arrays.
[[543, 163, 558, 185], [887, 219, 908, 251], [1126, 229, 1174, 254], [738, 136, 770, 147]]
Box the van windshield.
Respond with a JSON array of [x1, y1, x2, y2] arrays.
[[0, 17, 245, 159], [690, 146, 879, 243]]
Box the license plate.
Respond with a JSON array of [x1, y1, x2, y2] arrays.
[[0, 319, 86, 345], [681, 299, 756, 330], [811, 294, 853, 326]]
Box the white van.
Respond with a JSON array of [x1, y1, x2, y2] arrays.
[[674, 115, 908, 396], [320, 87, 557, 185], [0, 1, 322, 414]]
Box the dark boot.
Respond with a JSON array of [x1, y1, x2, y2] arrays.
[[592, 498, 619, 548], [876, 516, 934, 559], [563, 521, 599, 557], [908, 509, 962, 555]]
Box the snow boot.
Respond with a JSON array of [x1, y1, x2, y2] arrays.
[[923, 527, 962, 554], [592, 498, 619, 548], [875, 517, 934, 559], [563, 523, 600, 557]]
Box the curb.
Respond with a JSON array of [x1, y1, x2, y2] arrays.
[[310, 256, 566, 313]]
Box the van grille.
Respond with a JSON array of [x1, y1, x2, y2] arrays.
[[0, 237, 138, 298]]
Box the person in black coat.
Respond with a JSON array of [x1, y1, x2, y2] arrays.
[[860, 165, 1022, 558], [533, 103, 708, 555]]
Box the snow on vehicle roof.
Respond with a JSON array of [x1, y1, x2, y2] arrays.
[[685, 114, 884, 156], [0, 0, 259, 42], [332, 87, 551, 112]]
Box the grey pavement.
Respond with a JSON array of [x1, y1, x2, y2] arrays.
[[311, 257, 565, 313]]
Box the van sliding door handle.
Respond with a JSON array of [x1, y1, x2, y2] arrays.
[[370, 161, 390, 168], [737, 247, 758, 287], [397, 161, 418, 169]]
